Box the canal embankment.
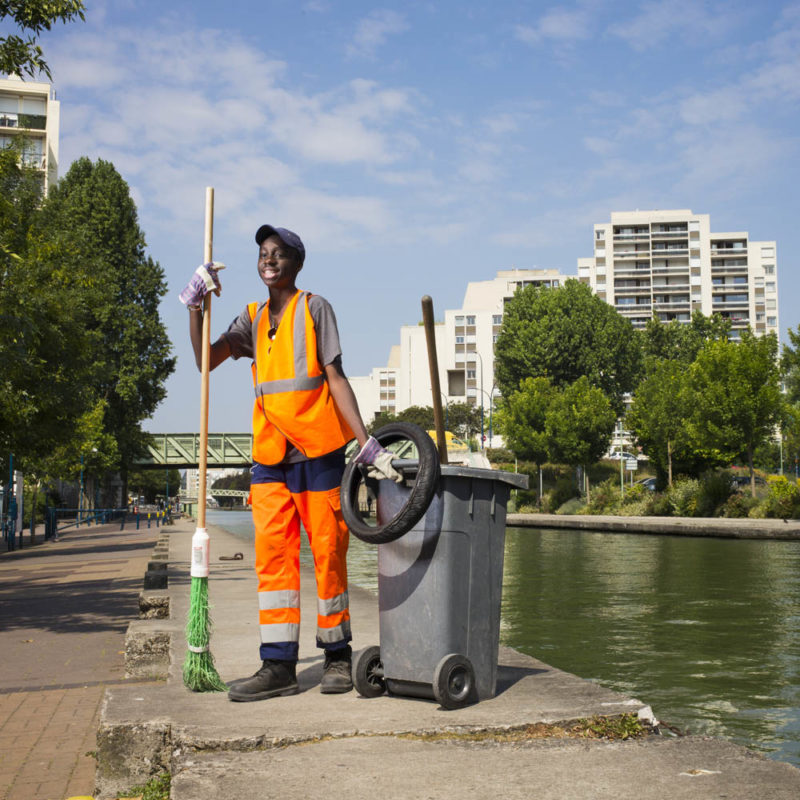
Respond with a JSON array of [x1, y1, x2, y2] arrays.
[[97, 517, 800, 799], [508, 513, 800, 540]]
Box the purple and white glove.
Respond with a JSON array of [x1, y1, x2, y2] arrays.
[[353, 436, 403, 483], [179, 262, 226, 309]]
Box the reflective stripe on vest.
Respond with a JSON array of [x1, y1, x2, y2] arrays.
[[252, 292, 325, 397], [247, 290, 355, 465]]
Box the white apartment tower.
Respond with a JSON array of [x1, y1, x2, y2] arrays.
[[350, 269, 571, 426], [577, 210, 779, 339], [0, 75, 60, 192]]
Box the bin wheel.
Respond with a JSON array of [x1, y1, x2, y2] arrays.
[[433, 653, 477, 710], [353, 645, 386, 698], [341, 422, 440, 544]]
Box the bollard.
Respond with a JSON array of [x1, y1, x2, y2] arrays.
[[147, 512, 151, 529], [136, 512, 140, 530], [119, 511, 126, 531]]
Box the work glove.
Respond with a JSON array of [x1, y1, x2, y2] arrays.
[[179, 262, 226, 309], [353, 436, 403, 483]]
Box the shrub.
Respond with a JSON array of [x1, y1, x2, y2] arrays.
[[666, 478, 701, 517], [757, 476, 800, 519], [543, 477, 578, 513], [695, 469, 734, 517], [722, 492, 760, 518], [584, 477, 621, 514]]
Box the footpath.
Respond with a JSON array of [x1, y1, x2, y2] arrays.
[[98, 517, 800, 800], [508, 512, 800, 539], [0, 517, 161, 800]]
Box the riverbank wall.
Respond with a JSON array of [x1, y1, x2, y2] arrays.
[[507, 513, 800, 540]]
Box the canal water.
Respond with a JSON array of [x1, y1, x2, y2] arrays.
[[206, 510, 800, 766]]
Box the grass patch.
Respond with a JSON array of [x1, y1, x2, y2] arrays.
[[115, 772, 170, 800], [399, 713, 649, 744]]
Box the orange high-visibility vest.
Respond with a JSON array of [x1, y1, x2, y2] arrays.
[[248, 290, 354, 465]]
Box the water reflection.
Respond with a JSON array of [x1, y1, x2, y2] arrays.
[[502, 527, 800, 765]]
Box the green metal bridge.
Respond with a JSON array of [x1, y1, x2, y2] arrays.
[[135, 433, 253, 468]]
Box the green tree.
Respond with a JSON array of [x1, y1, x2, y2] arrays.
[[396, 405, 435, 430], [628, 359, 694, 486], [641, 311, 731, 366], [495, 376, 555, 505], [0, 143, 99, 477], [0, 1, 85, 78], [545, 377, 616, 501], [781, 325, 800, 406], [445, 402, 482, 441], [37, 158, 176, 474], [128, 468, 181, 505], [494, 279, 641, 411], [688, 332, 783, 496]]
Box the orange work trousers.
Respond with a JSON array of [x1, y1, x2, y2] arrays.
[[250, 450, 350, 662]]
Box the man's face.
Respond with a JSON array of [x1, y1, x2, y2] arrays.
[[257, 234, 303, 290]]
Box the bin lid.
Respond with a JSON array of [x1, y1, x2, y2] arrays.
[[393, 460, 529, 490]]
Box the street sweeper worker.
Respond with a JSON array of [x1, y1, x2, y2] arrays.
[[181, 224, 401, 701]]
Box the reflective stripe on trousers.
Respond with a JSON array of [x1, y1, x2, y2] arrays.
[[250, 453, 350, 662]]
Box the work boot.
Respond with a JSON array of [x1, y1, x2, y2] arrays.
[[320, 645, 353, 694], [228, 659, 299, 702]]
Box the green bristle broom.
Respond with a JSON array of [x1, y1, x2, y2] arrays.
[[183, 186, 227, 692]]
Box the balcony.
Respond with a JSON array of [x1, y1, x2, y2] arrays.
[[614, 248, 650, 259], [0, 113, 47, 130]]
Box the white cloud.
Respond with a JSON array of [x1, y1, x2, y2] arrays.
[[45, 20, 420, 238], [347, 9, 409, 58], [609, 0, 738, 51], [515, 6, 591, 46]]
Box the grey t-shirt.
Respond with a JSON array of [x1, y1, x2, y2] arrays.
[[221, 293, 345, 464]]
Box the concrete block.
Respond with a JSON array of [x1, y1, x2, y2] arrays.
[[144, 569, 168, 590], [147, 560, 168, 572], [124, 622, 171, 678], [139, 592, 170, 619], [95, 718, 171, 800]]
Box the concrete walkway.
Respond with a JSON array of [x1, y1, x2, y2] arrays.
[[99, 517, 800, 800], [508, 512, 800, 539], [0, 517, 162, 800]]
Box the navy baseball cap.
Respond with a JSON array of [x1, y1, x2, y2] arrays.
[[255, 225, 305, 262]]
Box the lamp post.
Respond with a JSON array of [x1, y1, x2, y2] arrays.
[[471, 351, 485, 449], [479, 385, 498, 448]]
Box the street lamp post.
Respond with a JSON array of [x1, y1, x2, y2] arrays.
[[471, 351, 485, 449], [479, 385, 498, 448]]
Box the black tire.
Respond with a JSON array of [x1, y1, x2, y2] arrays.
[[341, 422, 440, 544], [433, 653, 477, 710], [352, 645, 385, 698]]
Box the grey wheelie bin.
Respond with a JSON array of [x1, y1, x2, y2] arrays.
[[349, 459, 528, 709]]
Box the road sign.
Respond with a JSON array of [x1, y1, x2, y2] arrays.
[[625, 458, 638, 471]]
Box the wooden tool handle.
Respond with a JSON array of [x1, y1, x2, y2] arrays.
[[421, 295, 448, 465], [197, 187, 214, 528]]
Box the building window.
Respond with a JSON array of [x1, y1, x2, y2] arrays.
[[492, 314, 502, 325], [756, 313, 765, 322], [455, 315, 464, 324], [467, 369, 476, 379], [764, 265, 775, 275], [455, 335, 464, 344], [767, 299, 777, 310], [767, 317, 777, 327], [766, 282, 776, 293], [466, 315, 476, 325]]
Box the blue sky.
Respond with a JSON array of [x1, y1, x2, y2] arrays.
[[29, 0, 800, 432]]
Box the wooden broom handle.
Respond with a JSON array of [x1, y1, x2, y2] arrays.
[[421, 295, 448, 465], [197, 187, 214, 529]]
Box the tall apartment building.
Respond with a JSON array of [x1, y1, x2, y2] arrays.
[[350, 269, 571, 426], [577, 210, 779, 339], [0, 74, 60, 192]]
